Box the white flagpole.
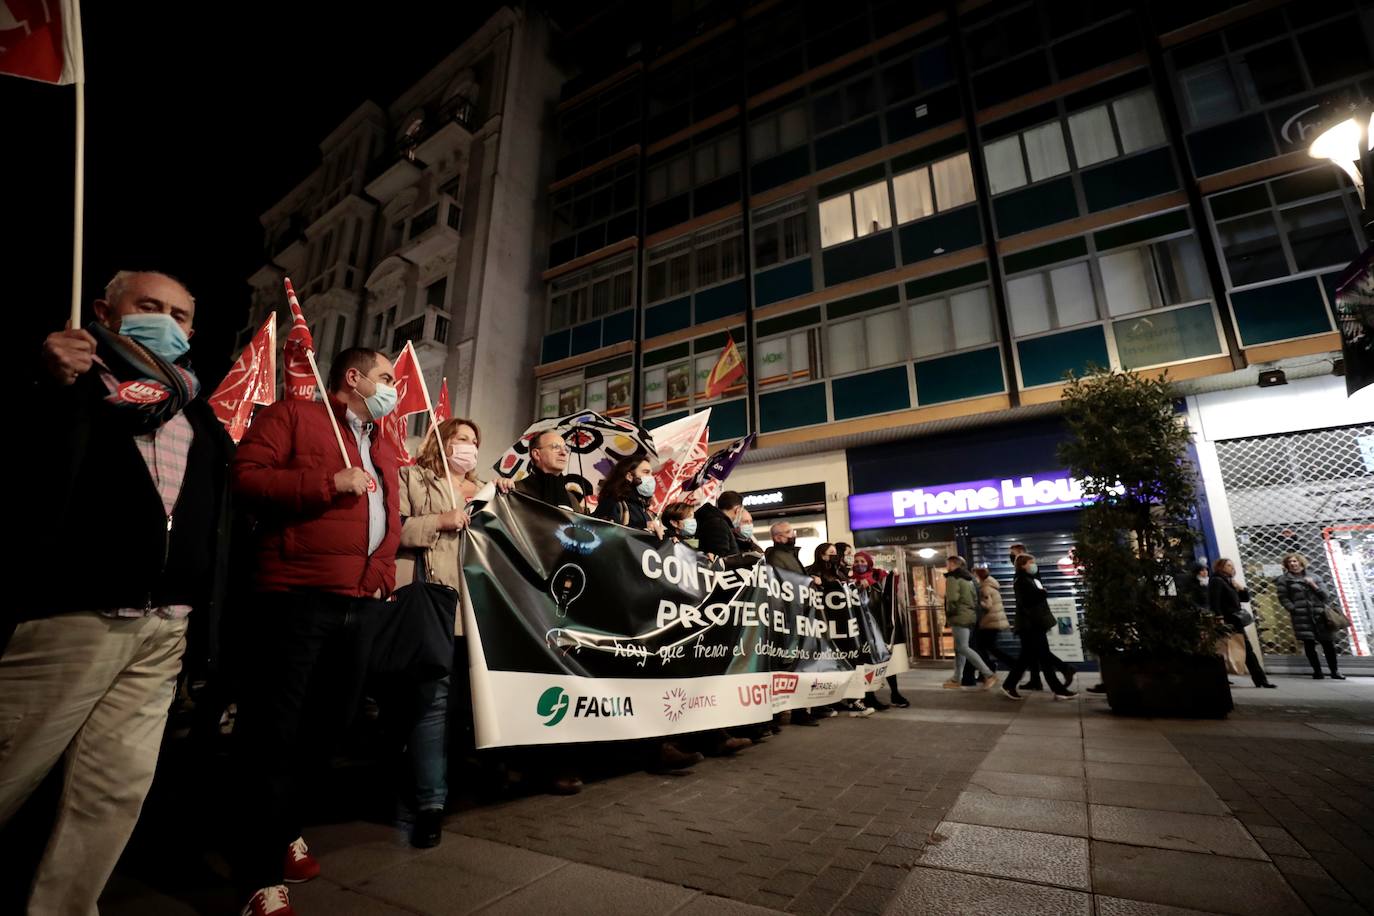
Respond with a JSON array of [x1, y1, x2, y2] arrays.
[[306, 348, 352, 469], [404, 341, 457, 507], [70, 79, 84, 328]]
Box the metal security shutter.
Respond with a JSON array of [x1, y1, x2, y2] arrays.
[[1213, 423, 1374, 658], [969, 531, 1084, 632]]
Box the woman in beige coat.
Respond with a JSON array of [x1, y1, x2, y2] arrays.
[[973, 567, 1016, 673], [397, 417, 484, 849]]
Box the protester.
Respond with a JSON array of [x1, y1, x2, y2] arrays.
[[942, 557, 997, 690], [1002, 554, 1076, 701], [1276, 553, 1344, 680], [694, 490, 744, 561], [230, 346, 403, 916], [765, 522, 806, 575], [594, 458, 703, 771], [1, 271, 233, 915], [851, 553, 889, 711], [505, 430, 586, 511], [807, 542, 839, 580], [1209, 559, 1275, 689], [394, 417, 482, 848], [1008, 543, 1077, 692], [873, 568, 910, 708], [594, 453, 662, 538], [834, 542, 855, 577], [973, 566, 1016, 673], [734, 509, 765, 557], [661, 501, 696, 542]]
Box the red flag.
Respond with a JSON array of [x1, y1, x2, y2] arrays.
[[704, 337, 745, 399], [377, 342, 432, 464], [434, 378, 451, 422], [209, 315, 277, 443], [0, 0, 84, 84], [282, 278, 317, 400]]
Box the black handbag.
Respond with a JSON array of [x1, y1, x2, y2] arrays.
[[369, 548, 458, 679]]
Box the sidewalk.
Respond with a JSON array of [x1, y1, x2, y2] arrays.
[[100, 668, 1373, 915]]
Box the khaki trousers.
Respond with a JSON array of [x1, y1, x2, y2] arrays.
[[0, 613, 187, 916]]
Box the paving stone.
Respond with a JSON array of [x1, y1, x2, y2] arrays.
[[883, 867, 1092, 916], [975, 757, 1086, 778], [966, 770, 1086, 802], [479, 862, 697, 915], [1084, 746, 1192, 768], [353, 835, 566, 914], [917, 822, 1090, 890], [281, 878, 417, 915], [948, 790, 1089, 837], [1090, 841, 1306, 916], [1088, 806, 1266, 859], [1093, 895, 1232, 916], [990, 735, 1086, 762], [1085, 762, 1206, 787], [1086, 778, 1229, 816], [673, 894, 788, 915]]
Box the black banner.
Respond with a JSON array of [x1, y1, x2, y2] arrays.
[[460, 493, 899, 746]]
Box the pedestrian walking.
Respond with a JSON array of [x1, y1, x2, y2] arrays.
[[942, 557, 997, 690], [1001, 554, 1076, 701], [1208, 559, 1274, 689], [1275, 553, 1345, 680]]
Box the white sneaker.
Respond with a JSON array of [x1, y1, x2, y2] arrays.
[[849, 705, 875, 717], [241, 885, 294, 916]]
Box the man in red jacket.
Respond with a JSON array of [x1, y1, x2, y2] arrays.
[[229, 347, 401, 916]]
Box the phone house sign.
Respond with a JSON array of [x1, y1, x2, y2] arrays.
[[849, 471, 1092, 530]]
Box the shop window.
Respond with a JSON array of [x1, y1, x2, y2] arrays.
[[908, 286, 997, 359], [819, 179, 891, 248]]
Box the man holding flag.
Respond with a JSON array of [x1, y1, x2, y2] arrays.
[[229, 345, 403, 916], [2, 271, 234, 915]]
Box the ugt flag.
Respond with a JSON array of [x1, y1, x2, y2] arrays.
[[210, 314, 276, 443], [282, 278, 317, 400], [0, 0, 84, 84], [378, 341, 432, 464], [434, 378, 451, 422]]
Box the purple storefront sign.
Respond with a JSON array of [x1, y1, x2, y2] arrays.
[[848, 470, 1089, 530]]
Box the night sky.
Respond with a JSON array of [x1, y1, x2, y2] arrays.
[[9, 2, 501, 385]]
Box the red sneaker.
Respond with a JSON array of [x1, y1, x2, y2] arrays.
[[241, 885, 294, 916], [283, 837, 320, 884]]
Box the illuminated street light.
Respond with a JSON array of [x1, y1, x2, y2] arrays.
[[1308, 101, 1373, 240]]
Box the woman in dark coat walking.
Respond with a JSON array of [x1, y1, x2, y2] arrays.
[[1000, 554, 1075, 701], [1275, 553, 1344, 679], [1208, 559, 1274, 688]]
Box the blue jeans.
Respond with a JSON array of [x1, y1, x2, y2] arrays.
[[409, 674, 450, 811], [952, 626, 992, 681]]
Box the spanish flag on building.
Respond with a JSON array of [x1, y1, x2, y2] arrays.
[[704, 336, 745, 399]]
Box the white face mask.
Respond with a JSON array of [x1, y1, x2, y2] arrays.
[[636, 474, 656, 498], [447, 441, 479, 473]]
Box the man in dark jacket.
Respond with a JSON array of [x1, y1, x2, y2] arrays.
[[765, 522, 806, 575], [1008, 543, 1076, 692], [229, 346, 403, 916], [695, 490, 744, 561], [1, 271, 233, 915], [511, 430, 586, 511]]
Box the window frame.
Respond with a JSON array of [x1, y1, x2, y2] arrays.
[[546, 252, 637, 333]]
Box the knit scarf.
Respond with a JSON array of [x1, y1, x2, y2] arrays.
[[89, 321, 200, 434]]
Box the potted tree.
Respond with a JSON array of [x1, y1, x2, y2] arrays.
[[1059, 367, 1231, 718]]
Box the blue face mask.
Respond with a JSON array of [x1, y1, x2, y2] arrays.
[[738, 523, 755, 540], [1025, 562, 1038, 575], [681, 517, 698, 537], [119, 313, 190, 362], [360, 378, 398, 420], [636, 475, 656, 498]]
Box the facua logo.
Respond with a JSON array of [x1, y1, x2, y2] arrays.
[[771, 673, 799, 697], [537, 686, 570, 727], [537, 686, 634, 726], [737, 683, 770, 706], [662, 687, 719, 721]]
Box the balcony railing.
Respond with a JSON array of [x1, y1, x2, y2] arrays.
[[389, 307, 453, 354]]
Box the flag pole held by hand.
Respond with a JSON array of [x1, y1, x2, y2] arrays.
[[305, 346, 351, 469]]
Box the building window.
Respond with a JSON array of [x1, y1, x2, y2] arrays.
[[1098, 237, 1208, 317], [647, 154, 692, 204], [826, 309, 906, 376], [1209, 168, 1362, 290], [1007, 261, 1098, 337], [549, 159, 638, 263], [908, 286, 997, 359], [749, 105, 808, 162], [425, 277, 447, 310], [753, 197, 811, 269], [694, 133, 740, 185], [694, 222, 743, 288], [1066, 90, 1166, 169], [892, 152, 976, 224], [983, 122, 1070, 195], [811, 74, 878, 135], [547, 253, 635, 332], [819, 179, 891, 248], [1173, 9, 1371, 129], [647, 238, 693, 303], [645, 219, 744, 305], [756, 329, 818, 387]]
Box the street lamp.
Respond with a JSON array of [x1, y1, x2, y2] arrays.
[[1309, 103, 1374, 240]]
